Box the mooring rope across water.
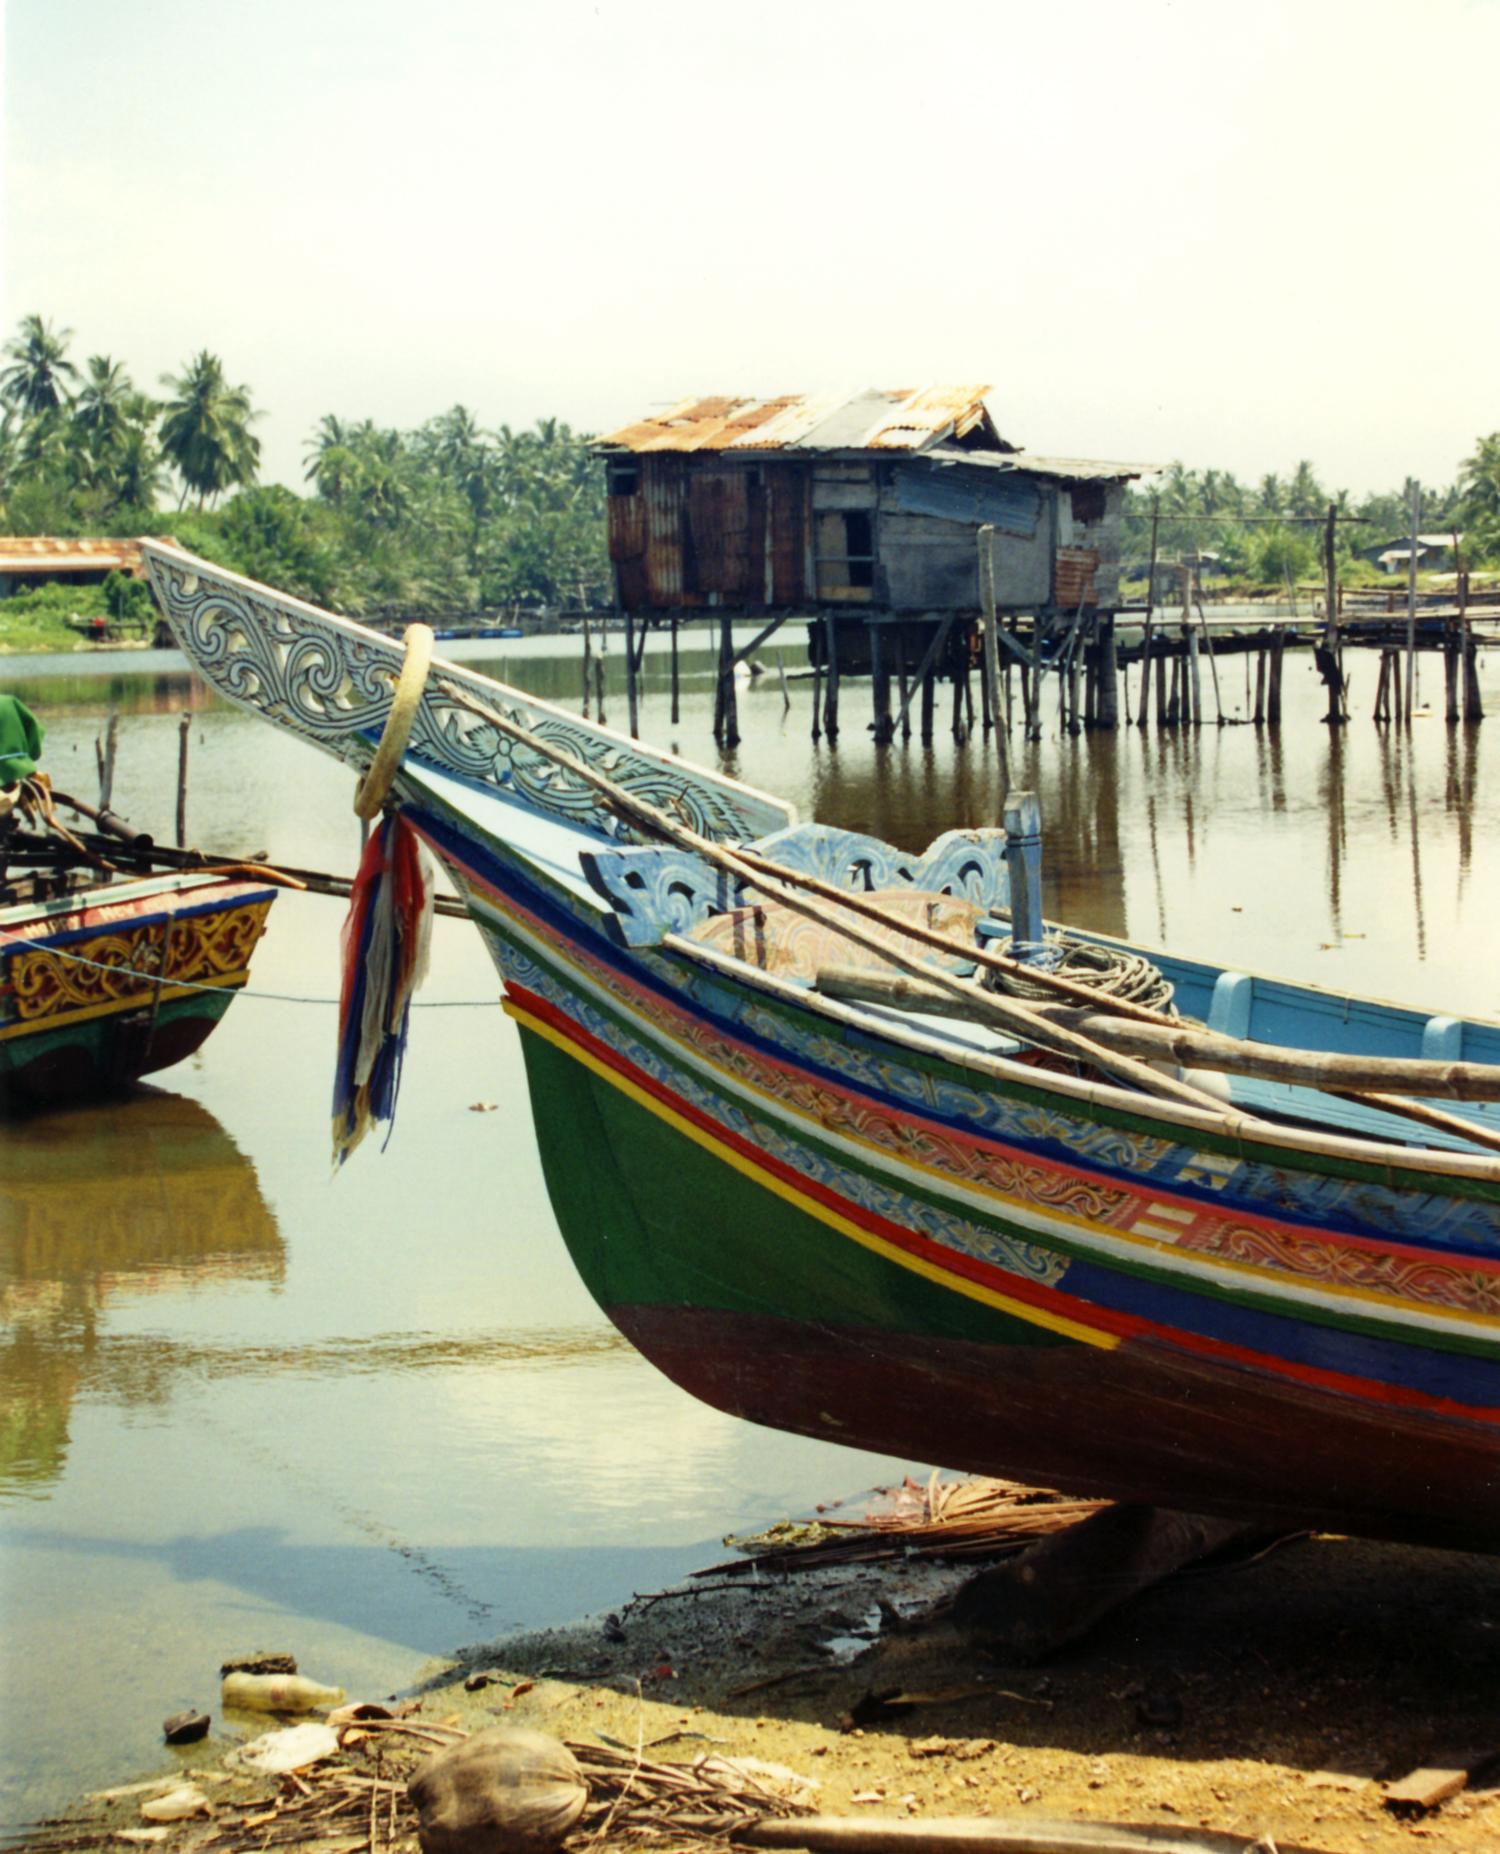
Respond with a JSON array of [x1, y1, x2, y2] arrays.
[[0, 922, 501, 1009]]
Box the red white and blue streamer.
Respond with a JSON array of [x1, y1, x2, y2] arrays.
[[332, 814, 434, 1165]]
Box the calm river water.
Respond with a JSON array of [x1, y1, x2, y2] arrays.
[[1, 627, 1495, 1826]]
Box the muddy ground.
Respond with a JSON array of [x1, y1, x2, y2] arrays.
[[58, 1526, 1500, 1854]]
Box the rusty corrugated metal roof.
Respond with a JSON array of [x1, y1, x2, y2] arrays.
[[0, 536, 153, 573], [595, 387, 998, 456]]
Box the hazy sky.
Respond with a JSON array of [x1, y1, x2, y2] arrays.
[[3, 0, 1497, 496]]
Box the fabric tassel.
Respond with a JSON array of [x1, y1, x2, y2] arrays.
[[332, 813, 434, 1165]]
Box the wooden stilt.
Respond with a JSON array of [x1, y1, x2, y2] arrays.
[[1253, 646, 1267, 727], [1268, 631, 1285, 726], [581, 611, 593, 715], [624, 609, 639, 739], [669, 616, 680, 725], [823, 615, 840, 745], [1464, 639, 1484, 720], [719, 615, 740, 749], [871, 625, 894, 744], [1097, 617, 1118, 728]]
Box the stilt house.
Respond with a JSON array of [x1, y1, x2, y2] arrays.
[[593, 386, 1147, 622]]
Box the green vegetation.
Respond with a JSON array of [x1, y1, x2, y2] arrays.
[[2, 311, 1497, 640], [0, 313, 610, 632], [1123, 450, 1500, 595]]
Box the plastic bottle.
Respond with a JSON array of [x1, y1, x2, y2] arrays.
[[221, 1670, 346, 1713]]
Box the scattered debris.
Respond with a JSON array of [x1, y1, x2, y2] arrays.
[[138, 1785, 211, 1823], [1383, 1749, 1500, 1816], [410, 1725, 588, 1854], [218, 1651, 297, 1677], [230, 1723, 342, 1774], [220, 1668, 346, 1712], [160, 1709, 210, 1745]]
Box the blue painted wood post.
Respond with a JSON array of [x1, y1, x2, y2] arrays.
[[1004, 789, 1045, 954]]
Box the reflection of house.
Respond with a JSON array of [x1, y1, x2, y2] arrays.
[[0, 536, 151, 599], [1371, 533, 1464, 574], [594, 388, 1148, 619]]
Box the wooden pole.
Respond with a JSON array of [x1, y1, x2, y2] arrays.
[[977, 524, 1001, 735], [669, 616, 680, 725], [1405, 477, 1419, 723], [175, 713, 190, 848], [823, 614, 840, 745], [1268, 630, 1285, 725], [1097, 617, 1118, 728], [97, 711, 119, 810], [1137, 502, 1159, 728], [719, 614, 740, 749], [1253, 646, 1266, 726], [624, 607, 640, 739], [581, 610, 593, 715], [871, 624, 894, 744], [776, 649, 790, 716]]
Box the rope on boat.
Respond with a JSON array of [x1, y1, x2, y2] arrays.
[[987, 934, 1176, 1016]]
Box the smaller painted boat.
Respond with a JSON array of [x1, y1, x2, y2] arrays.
[[0, 863, 277, 1110]]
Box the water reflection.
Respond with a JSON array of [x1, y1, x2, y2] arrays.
[[0, 1089, 283, 1494]]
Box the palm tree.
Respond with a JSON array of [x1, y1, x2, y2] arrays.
[[73, 356, 135, 446], [1, 314, 78, 415], [159, 351, 261, 508]]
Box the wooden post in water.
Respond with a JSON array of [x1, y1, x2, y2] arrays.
[[1404, 478, 1420, 723], [776, 649, 791, 716], [581, 611, 593, 715], [977, 524, 1001, 735], [719, 614, 740, 748], [1137, 502, 1159, 728], [1253, 642, 1267, 726], [823, 615, 840, 745], [594, 653, 607, 724], [895, 631, 912, 743], [1098, 617, 1119, 728], [669, 617, 681, 725], [97, 711, 119, 809], [624, 607, 640, 739], [871, 624, 894, 744], [175, 714, 190, 847], [1268, 629, 1285, 725], [811, 658, 823, 742], [1154, 648, 1167, 726]]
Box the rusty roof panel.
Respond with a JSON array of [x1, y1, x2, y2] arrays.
[[596, 388, 999, 456], [723, 392, 847, 451], [861, 385, 994, 450]]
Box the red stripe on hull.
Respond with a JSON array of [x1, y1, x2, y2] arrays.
[[611, 1300, 1500, 1553], [509, 982, 1500, 1427]]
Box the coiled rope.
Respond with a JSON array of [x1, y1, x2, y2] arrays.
[[986, 933, 1176, 1015]]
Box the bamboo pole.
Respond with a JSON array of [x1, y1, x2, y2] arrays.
[[175, 714, 190, 847], [814, 966, 1500, 1106], [432, 680, 1230, 1114]]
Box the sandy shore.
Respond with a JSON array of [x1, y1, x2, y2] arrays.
[[57, 1526, 1500, 1854]]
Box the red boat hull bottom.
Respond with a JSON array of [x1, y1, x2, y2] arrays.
[[611, 1302, 1500, 1555]]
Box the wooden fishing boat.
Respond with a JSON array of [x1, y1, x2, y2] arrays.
[[0, 856, 277, 1110], [142, 540, 1500, 1553]]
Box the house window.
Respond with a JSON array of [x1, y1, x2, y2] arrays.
[[607, 460, 640, 498], [815, 509, 876, 600]]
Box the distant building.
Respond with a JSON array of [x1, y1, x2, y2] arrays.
[[0, 536, 151, 599], [592, 387, 1149, 620], [1370, 534, 1464, 575]]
